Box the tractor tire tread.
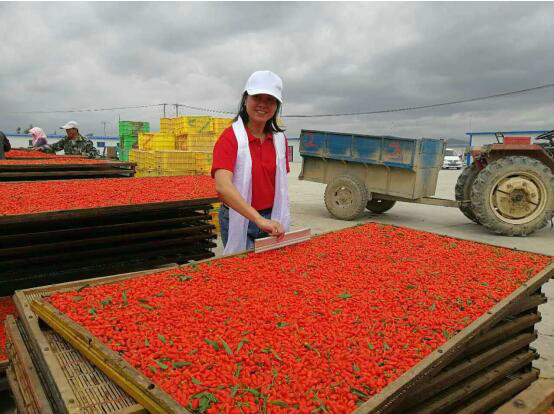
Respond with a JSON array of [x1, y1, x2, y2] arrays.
[[470, 156, 554, 236], [455, 163, 480, 224]]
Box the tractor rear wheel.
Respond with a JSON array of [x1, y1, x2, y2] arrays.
[[470, 156, 554, 236], [455, 163, 481, 224], [366, 198, 396, 213], [324, 174, 368, 220]]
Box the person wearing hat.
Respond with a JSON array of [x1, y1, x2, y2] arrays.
[[0, 131, 11, 160], [29, 127, 48, 149], [41, 121, 100, 158], [212, 70, 290, 255]]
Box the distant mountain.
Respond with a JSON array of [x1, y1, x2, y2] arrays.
[[445, 138, 470, 147]]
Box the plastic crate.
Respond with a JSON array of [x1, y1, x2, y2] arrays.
[[195, 152, 213, 162], [187, 133, 217, 152], [174, 116, 213, 135], [175, 134, 188, 151], [213, 117, 233, 129], [160, 118, 176, 134], [188, 145, 216, 152], [139, 133, 175, 151], [156, 170, 196, 177], [138, 132, 155, 151], [135, 170, 159, 178], [128, 149, 138, 163], [154, 150, 195, 163], [120, 138, 138, 152], [153, 133, 176, 151], [129, 149, 155, 171], [119, 121, 150, 136], [118, 148, 130, 161], [120, 135, 138, 146], [195, 155, 213, 174], [154, 150, 194, 175]]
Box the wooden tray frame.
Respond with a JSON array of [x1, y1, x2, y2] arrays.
[[16, 227, 554, 413], [14, 266, 176, 414]]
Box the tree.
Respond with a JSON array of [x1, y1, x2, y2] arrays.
[[23, 124, 34, 134]]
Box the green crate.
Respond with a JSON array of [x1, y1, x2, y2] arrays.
[[120, 135, 138, 145], [119, 121, 150, 136], [122, 140, 137, 151], [118, 148, 130, 161]]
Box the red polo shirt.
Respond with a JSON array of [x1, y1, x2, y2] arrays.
[[211, 126, 290, 211]]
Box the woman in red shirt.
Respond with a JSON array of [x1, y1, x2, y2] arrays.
[[212, 71, 290, 253]]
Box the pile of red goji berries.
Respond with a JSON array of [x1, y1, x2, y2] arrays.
[[0, 176, 216, 215], [0, 159, 106, 164], [5, 149, 61, 158], [0, 296, 17, 361], [49, 224, 551, 413]]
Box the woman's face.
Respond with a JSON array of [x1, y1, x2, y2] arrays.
[[245, 94, 278, 126]]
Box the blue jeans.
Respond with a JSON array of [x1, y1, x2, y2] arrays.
[[219, 205, 272, 250]]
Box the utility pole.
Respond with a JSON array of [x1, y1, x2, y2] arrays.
[[101, 121, 108, 137]]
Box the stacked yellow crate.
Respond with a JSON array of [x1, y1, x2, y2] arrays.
[[154, 150, 196, 176], [175, 134, 188, 151], [138, 133, 155, 151], [175, 116, 214, 135], [213, 117, 233, 137], [128, 148, 138, 163], [160, 118, 176, 134], [187, 133, 217, 152], [210, 202, 221, 233], [139, 132, 175, 151], [129, 149, 156, 177], [195, 152, 213, 175], [131, 116, 226, 177], [151, 150, 213, 176]]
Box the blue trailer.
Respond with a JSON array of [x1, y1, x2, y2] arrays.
[[299, 129, 458, 220]]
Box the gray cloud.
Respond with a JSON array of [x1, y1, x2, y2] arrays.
[[1, 2, 553, 141]]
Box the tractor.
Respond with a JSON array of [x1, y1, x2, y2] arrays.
[[455, 130, 554, 236]]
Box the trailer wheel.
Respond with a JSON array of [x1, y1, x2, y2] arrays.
[[366, 198, 396, 213], [324, 174, 368, 220], [470, 156, 554, 236], [455, 163, 481, 224]]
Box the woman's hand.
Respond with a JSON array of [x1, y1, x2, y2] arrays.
[[255, 217, 285, 239], [214, 169, 285, 240]]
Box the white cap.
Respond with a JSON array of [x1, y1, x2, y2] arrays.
[[61, 121, 79, 130], [244, 70, 283, 103]]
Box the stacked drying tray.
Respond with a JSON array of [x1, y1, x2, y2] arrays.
[[3, 223, 553, 414], [0, 175, 219, 295], [2, 150, 136, 181]]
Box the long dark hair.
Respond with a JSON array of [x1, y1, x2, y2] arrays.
[[233, 92, 285, 134]]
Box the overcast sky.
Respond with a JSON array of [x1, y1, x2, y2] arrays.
[[1, 2, 553, 142]]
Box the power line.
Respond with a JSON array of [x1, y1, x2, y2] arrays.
[[4, 82, 554, 117], [7, 103, 164, 115], [283, 82, 554, 118], [174, 102, 236, 115]]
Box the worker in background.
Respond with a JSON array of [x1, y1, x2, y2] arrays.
[[212, 70, 290, 255], [29, 127, 48, 149], [41, 121, 100, 158], [0, 131, 11, 160]]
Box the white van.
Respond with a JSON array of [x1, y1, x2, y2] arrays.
[[442, 148, 463, 169]]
